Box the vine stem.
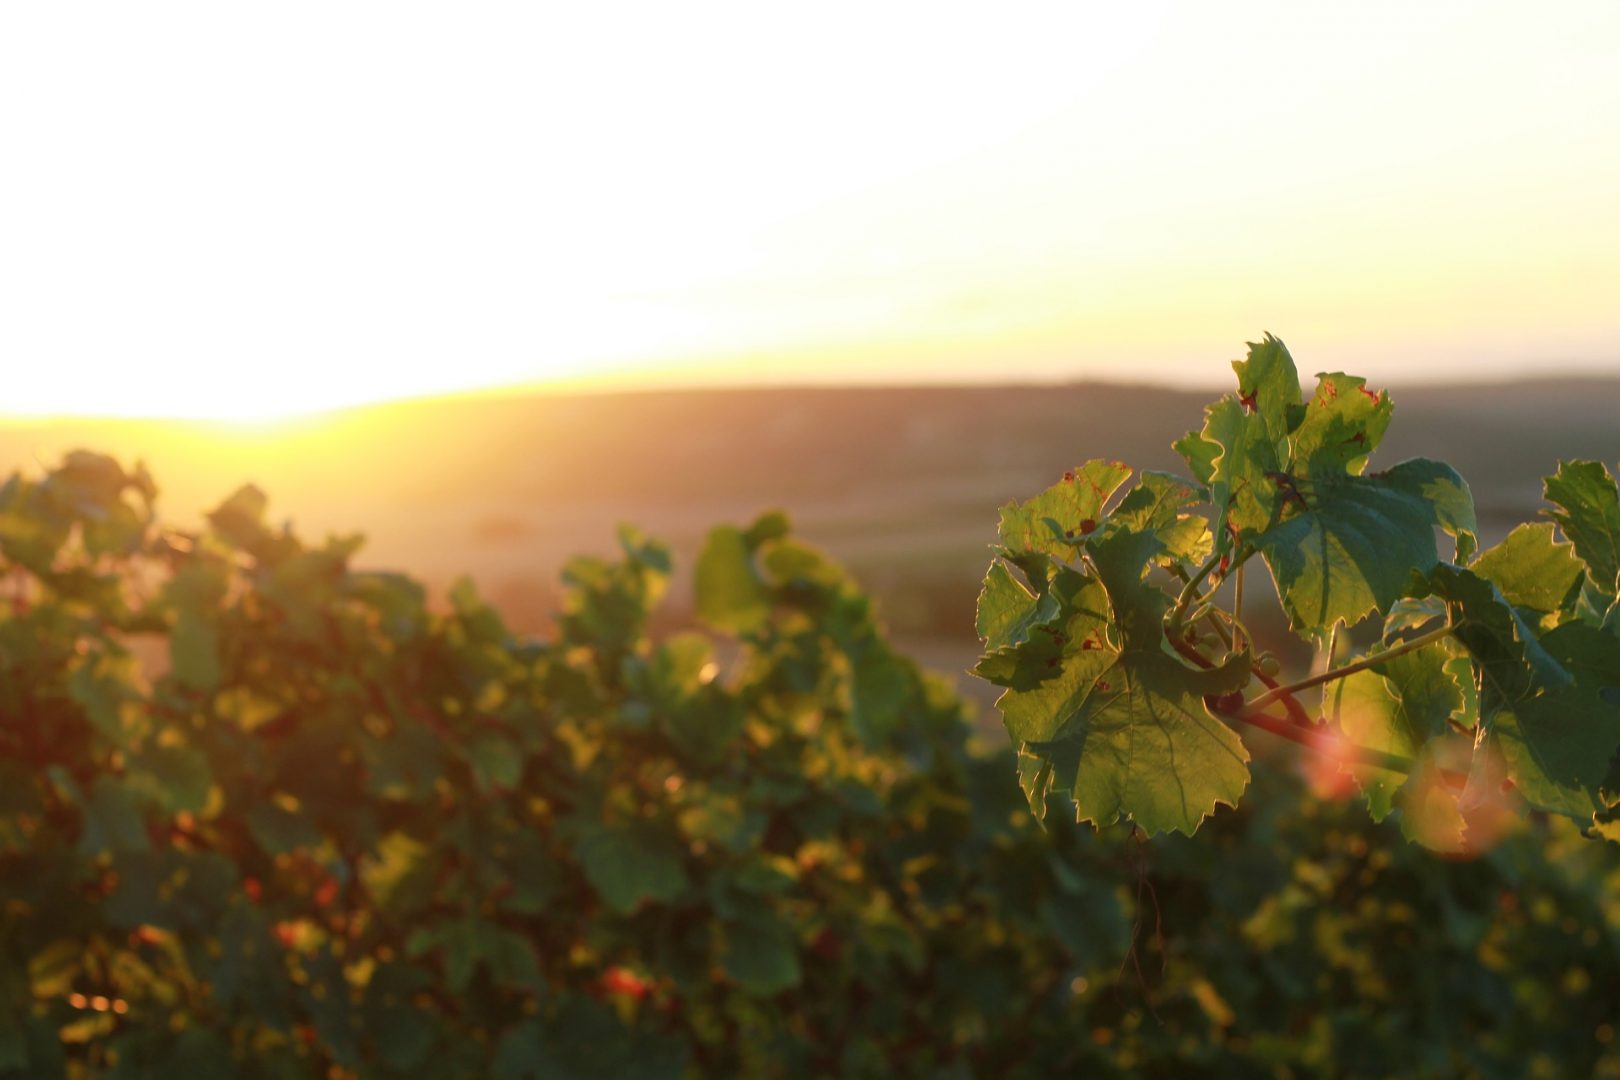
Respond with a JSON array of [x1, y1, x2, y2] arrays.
[[1170, 634, 1417, 775], [1184, 584, 1316, 730], [1167, 549, 1229, 632], [1245, 623, 1454, 714], [1219, 702, 1416, 774], [1232, 565, 1244, 653]]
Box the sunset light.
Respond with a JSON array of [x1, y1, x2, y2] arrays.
[[4, 2, 1618, 419], [4, 6, 1620, 1074]]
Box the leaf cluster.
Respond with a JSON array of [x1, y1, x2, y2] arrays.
[[976, 335, 1620, 845]]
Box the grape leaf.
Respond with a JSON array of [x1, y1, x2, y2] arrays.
[[1108, 471, 1213, 565], [1289, 372, 1392, 480], [576, 823, 689, 914], [1185, 395, 1285, 545], [720, 911, 802, 995], [995, 459, 1132, 558], [695, 526, 770, 634], [1485, 621, 1620, 821], [1544, 459, 1620, 598], [1470, 522, 1585, 615], [1423, 565, 1570, 714], [165, 560, 230, 691], [1173, 429, 1218, 489], [1176, 337, 1304, 548], [1009, 529, 1251, 836], [1231, 333, 1301, 446], [974, 568, 1108, 692], [1326, 643, 1466, 821], [975, 562, 1060, 652], [1253, 459, 1477, 640]]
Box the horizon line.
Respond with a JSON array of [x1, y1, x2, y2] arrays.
[[3, 365, 1617, 426]]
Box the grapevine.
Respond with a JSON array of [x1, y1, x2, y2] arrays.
[[975, 334, 1620, 845], [0, 399, 1617, 1075]]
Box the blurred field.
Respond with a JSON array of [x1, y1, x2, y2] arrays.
[[3, 376, 1615, 711]]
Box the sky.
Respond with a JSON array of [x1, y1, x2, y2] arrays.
[[3, 1, 1618, 419]]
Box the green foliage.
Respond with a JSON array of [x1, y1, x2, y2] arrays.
[[0, 453, 1139, 1076], [978, 335, 1620, 844], [3, 439, 1620, 1077]]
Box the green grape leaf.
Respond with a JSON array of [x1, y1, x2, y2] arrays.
[[165, 560, 230, 691], [1424, 564, 1571, 715], [1326, 642, 1466, 820], [742, 508, 791, 548], [995, 459, 1132, 558], [975, 561, 1060, 651], [1108, 471, 1212, 566], [1179, 336, 1304, 548], [1193, 395, 1285, 544], [576, 823, 689, 914], [1006, 529, 1251, 836], [1486, 621, 1620, 821], [1544, 459, 1620, 598], [493, 1020, 557, 1080], [1173, 429, 1218, 488], [69, 652, 143, 741], [365, 971, 439, 1072], [849, 643, 908, 745], [125, 746, 213, 814], [1254, 459, 1477, 640], [720, 910, 802, 995], [695, 525, 770, 634], [466, 733, 523, 794], [1231, 333, 1302, 444], [72, 775, 151, 857], [1470, 522, 1585, 615], [979, 573, 1112, 692], [1394, 746, 1468, 851], [206, 484, 274, 555], [1289, 372, 1392, 479], [244, 800, 322, 855]]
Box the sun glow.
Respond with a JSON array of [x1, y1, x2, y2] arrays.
[[3, 1, 1618, 421]]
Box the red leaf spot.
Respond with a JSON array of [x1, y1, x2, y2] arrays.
[[1238, 390, 1258, 413], [1358, 386, 1381, 403], [1079, 518, 1096, 534]]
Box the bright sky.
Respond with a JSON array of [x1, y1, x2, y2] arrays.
[[3, 1, 1618, 419]]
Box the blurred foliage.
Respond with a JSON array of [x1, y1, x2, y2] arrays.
[[0, 452, 1617, 1077]]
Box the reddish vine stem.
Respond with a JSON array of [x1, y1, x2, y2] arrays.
[[1245, 623, 1454, 714], [1171, 635, 1416, 775]]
